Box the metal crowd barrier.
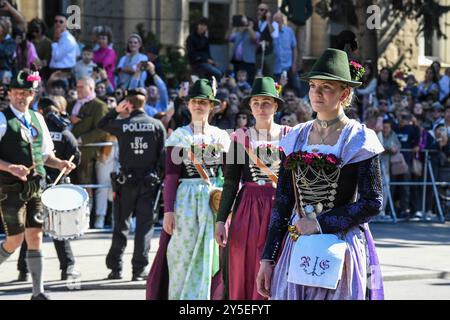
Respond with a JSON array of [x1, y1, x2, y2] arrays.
[[383, 149, 449, 223], [79, 144, 449, 223], [78, 142, 115, 190], [77, 142, 163, 226]]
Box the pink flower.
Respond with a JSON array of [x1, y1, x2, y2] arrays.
[[350, 60, 362, 69], [274, 83, 283, 95], [27, 75, 41, 83], [303, 153, 315, 165], [326, 154, 338, 165]]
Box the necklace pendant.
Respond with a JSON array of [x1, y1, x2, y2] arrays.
[[320, 121, 328, 129], [316, 203, 324, 214]]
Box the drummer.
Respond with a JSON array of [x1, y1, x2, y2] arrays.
[[0, 69, 76, 300], [16, 98, 82, 283]]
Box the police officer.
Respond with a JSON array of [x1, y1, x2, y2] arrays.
[[98, 88, 166, 281], [16, 98, 82, 282], [0, 69, 76, 300]]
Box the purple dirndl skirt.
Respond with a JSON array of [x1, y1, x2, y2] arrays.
[[270, 222, 384, 300]]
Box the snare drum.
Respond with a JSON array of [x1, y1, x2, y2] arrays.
[[42, 184, 90, 240]]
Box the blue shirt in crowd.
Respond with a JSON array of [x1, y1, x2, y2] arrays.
[[273, 25, 297, 75], [144, 76, 169, 117]]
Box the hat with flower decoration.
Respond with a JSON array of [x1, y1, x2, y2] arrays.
[[243, 77, 284, 110], [10, 68, 42, 91], [300, 48, 363, 87]]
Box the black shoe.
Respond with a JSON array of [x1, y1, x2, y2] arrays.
[[107, 271, 123, 280], [131, 271, 148, 282], [397, 211, 411, 220], [31, 293, 51, 300], [61, 266, 81, 281], [17, 271, 29, 282]]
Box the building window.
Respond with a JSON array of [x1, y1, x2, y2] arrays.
[[418, 27, 441, 66], [189, 0, 230, 45], [44, 0, 64, 30]]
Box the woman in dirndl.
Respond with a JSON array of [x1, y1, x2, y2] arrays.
[[256, 48, 385, 300], [214, 77, 290, 300], [147, 79, 230, 300]]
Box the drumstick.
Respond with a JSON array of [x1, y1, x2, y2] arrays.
[[53, 155, 75, 187]]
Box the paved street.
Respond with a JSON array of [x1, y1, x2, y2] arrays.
[[1, 222, 449, 300]]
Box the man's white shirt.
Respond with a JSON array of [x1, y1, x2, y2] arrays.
[[49, 30, 78, 69], [0, 106, 54, 160]]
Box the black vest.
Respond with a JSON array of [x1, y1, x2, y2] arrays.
[[256, 21, 274, 55], [116, 110, 164, 173]]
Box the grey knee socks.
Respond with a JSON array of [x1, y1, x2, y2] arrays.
[[0, 243, 12, 266], [26, 250, 44, 296]]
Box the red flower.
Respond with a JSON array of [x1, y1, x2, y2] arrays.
[[394, 70, 404, 80], [326, 154, 338, 165], [303, 153, 315, 165], [274, 83, 283, 95], [350, 60, 362, 69]]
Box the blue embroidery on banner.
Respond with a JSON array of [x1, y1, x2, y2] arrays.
[[300, 256, 330, 277]]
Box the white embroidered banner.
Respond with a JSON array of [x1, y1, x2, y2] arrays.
[[288, 234, 347, 290]]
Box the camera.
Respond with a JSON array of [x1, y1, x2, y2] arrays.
[[140, 61, 150, 71]]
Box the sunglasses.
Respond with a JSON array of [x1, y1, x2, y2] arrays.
[[258, 8, 267, 11], [237, 115, 247, 119], [54, 19, 65, 24]]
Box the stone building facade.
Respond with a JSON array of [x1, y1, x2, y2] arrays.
[[14, 0, 450, 79]]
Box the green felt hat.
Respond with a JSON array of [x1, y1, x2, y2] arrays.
[[300, 48, 362, 87], [188, 79, 221, 106], [243, 77, 284, 110], [10, 69, 41, 91]]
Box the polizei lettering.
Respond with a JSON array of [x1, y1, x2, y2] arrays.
[[123, 123, 155, 133]]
